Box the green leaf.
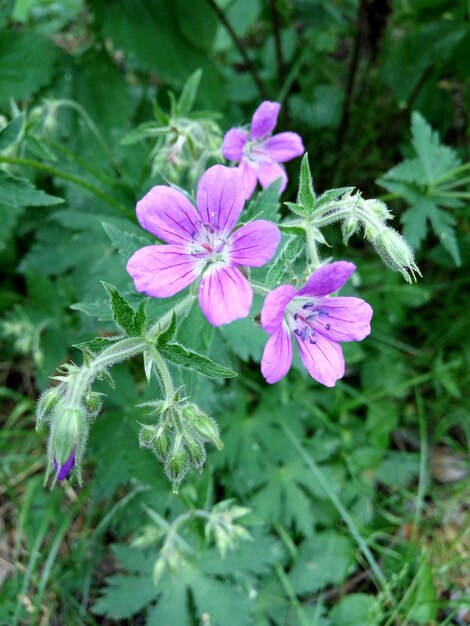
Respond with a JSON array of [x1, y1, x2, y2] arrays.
[[0, 113, 24, 152], [92, 573, 156, 619], [289, 532, 355, 593], [0, 172, 64, 207], [266, 236, 305, 287], [176, 69, 203, 116], [176, 0, 218, 52], [411, 111, 460, 185], [158, 343, 237, 378], [244, 178, 283, 222], [73, 336, 118, 356], [297, 153, 315, 208], [156, 312, 177, 346], [0, 31, 57, 104], [329, 594, 375, 626], [313, 186, 355, 210], [101, 282, 147, 336], [102, 222, 154, 259]]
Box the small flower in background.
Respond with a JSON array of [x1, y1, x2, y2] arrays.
[[260, 262, 373, 386], [127, 165, 281, 326], [222, 100, 304, 199]]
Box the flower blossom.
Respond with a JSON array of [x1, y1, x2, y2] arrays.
[[221, 101, 304, 199], [54, 449, 75, 480], [127, 165, 281, 326], [260, 262, 373, 386]]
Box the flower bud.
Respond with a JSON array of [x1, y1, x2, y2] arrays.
[[164, 434, 188, 491], [153, 427, 171, 462], [373, 227, 422, 283], [364, 199, 393, 221], [48, 406, 88, 481], [84, 391, 103, 418], [341, 215, 359, 245], [182, 432, 206, 470], [138, 424, 157, 448], [36, 387, 63, 427], [182, 405, 223, 450]]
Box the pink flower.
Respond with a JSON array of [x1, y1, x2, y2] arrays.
[[222, 101, 304, 199], [127, 165, 281, 326], [260, 262, 373, 386]]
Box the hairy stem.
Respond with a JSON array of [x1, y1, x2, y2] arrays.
[[305, 224, 321, 269]]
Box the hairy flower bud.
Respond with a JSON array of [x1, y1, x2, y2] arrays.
[[36, 386, 63, 427], [84, 391, 103, 418], [373, 227, 422, 283], [153, 427, 171, 462], [182, 432, 206, 470], [48, 406, 88, 482], [164, 434, 188, 491], [182, 405, 223, 450]]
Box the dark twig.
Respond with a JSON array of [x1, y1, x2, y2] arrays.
[[335, 0, 368, 154], [269, 0, 286, 89], [206, 0, 268, 100]]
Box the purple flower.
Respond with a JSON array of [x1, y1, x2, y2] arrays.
[[53, 448, 76, 480], [260, 262, 373, 386], [127, 165, 281, 326], [221, 101, 304, 199]]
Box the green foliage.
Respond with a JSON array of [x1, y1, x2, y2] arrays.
[[378, 112, 467, 265], [102, 282, 147, 337], [158, 343, 237, 379]]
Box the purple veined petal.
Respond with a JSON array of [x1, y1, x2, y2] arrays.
[[228, 220, 281, 267], [222, 128, 248, 161], [239, 158, 258, 199], [54, 448, 76, 481], [261, 284, 297, 334], [199, 264, 252, 326], [257, 161, 288, 192], [196, 165, 246, 234], [250, 101, 281, 139], [263, 132, 304, 163], [298, 261, 357, 298], [261, 325, 293, 384], [136, 186, 200, 245], [312, 297, 373, 342], [296, 333, 345, 387], [127, 244, 203, 298]]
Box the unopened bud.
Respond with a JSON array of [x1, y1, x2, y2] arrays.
[[153, 427, 171, 462], [373, 228, 422, 283], [364, 199, 393, 221], [341, 216, 359, 245], [138, 424, 157, 448], [164, 434, 188, 491], [182, 405, 223, 450], [183, 432, 206, 470], [48, 406, 88, 481], [36, 387, 63, 427], [84, 391, 103, 418]]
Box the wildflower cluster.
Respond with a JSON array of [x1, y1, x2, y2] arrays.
[[36, 97, 420, 487]]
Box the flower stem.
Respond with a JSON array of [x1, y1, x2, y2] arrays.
[[305, 223, 321, 269], [147, 345, 175, 401], [250, 281, 270, 296]]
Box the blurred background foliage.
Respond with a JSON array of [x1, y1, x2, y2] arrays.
[[0, 0, 469, 624]]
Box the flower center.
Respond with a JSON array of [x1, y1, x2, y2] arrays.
[[286, 298, 330, 344], [191, 222, 228, 265], [243, 138, 268, 164]]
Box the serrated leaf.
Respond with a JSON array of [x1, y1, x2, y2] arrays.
[[102, 222, 154, 259], [120, 121, 162, 145], [244, 178, 283, 222], [101, 282, 146, 336], [0, 113, 24, 151], [313, 187, 355, 210], [411, 111, 460, 185], [92, 573, 156, 619], [0, 172, 64, 207], [297, 153, 315, 208], [266, 236, 305, 287], [158, 343, 237, 378], [0, 31, 57, 104], [176, 69, 202, 116], [134, 300, 148, 336], [73, 336, 118, 356], [156, 312, 177, 346]]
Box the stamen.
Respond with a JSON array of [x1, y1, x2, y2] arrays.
[[325, 323, 331, 330], [302, 302, 314, 309]]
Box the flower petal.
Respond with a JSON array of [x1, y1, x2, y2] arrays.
[[263, 132, 304, 162], [199, 264, 252, 326], [228, 220, 281, 267], [239, 158, 258, 199], [261, 325, 293, 384], [250, 101, 281, 139], [136, 186, 199, 244], [54, 449, 76, 480], [313, 297, 373, 342], [261, 284, 297, 334], [296, 333, 345, 387], [222, 128, 248, 161], [127, 245, 202, 298], [196, 164, 245, 234], [257, 161, 288, 192], [298, 261, 356, 297]]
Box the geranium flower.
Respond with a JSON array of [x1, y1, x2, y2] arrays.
[[127, 165, 281, 326], [221, 101, 304, 199], [260, 262, 373, 386]]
